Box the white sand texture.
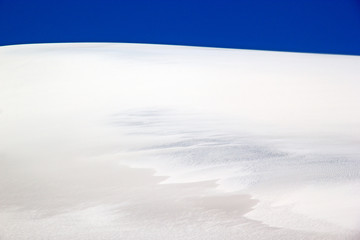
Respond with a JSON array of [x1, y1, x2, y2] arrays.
[[0, 43, 360, 239]]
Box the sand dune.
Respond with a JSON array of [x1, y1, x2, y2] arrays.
[[0, 43, 360, 239]]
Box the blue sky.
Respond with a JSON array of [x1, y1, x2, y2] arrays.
[[1, 0, 360, 55]]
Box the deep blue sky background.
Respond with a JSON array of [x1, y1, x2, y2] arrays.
[[1, 0, 360, 55]]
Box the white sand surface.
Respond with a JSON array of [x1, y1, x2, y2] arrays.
[[0, 43, 360, 239]]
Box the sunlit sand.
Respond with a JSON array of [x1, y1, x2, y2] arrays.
[[1, 43, 360, 239]]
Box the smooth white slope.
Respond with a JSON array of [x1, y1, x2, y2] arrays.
[[0, 43, 360, 239]]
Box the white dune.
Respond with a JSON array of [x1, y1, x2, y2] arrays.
[[0, 43, 360, 239]]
